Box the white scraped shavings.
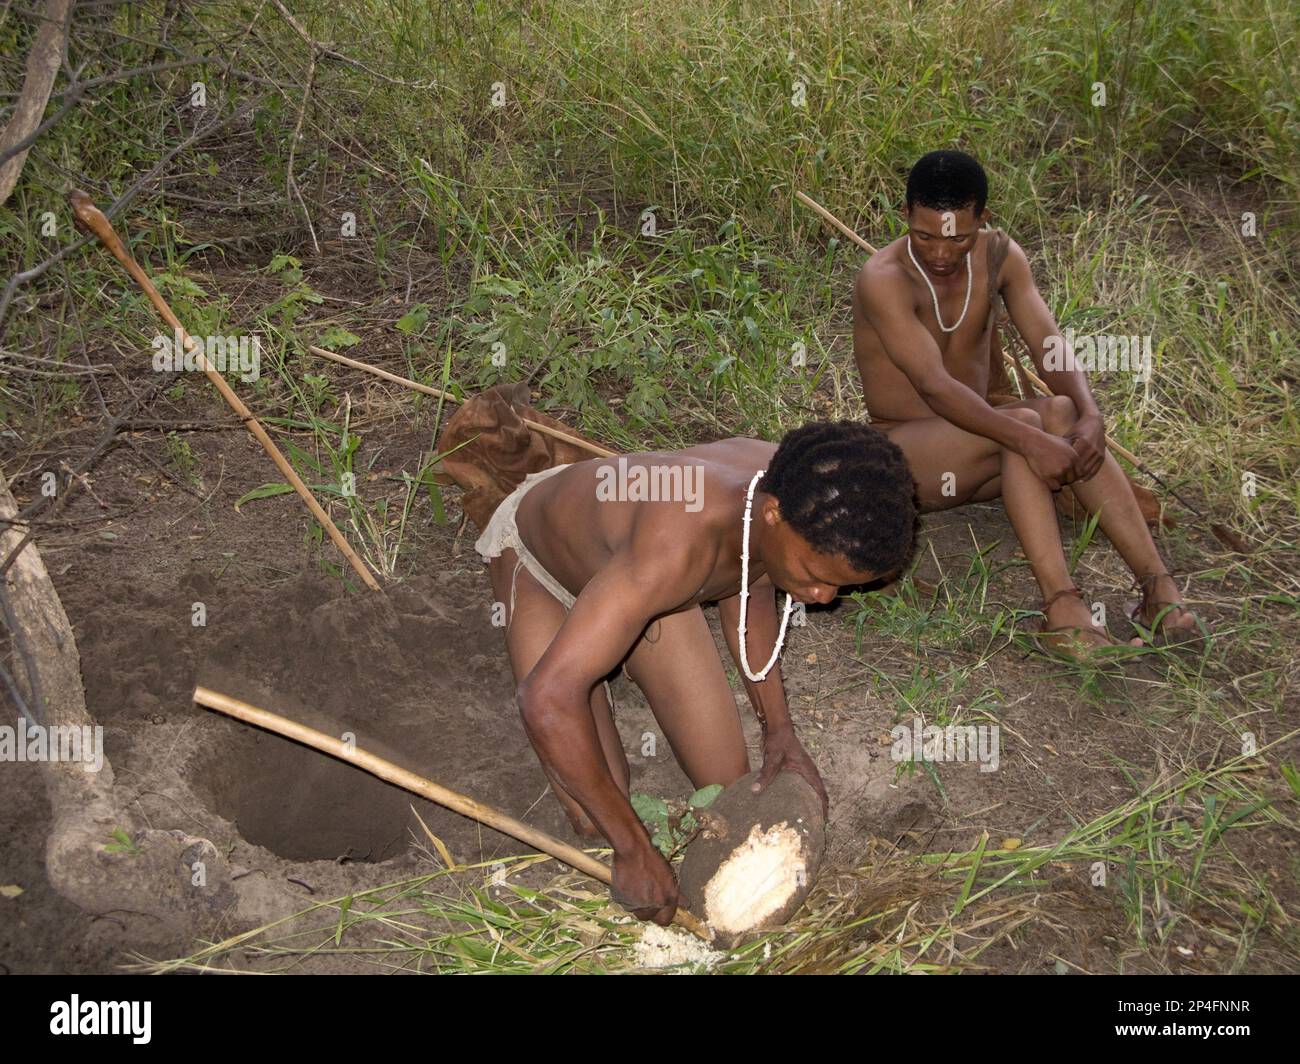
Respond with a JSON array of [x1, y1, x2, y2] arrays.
[[703, 821, 805, 935], [632, 924, 726, 972]]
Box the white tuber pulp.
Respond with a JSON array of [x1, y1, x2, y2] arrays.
[[703, 821, 807, 934]]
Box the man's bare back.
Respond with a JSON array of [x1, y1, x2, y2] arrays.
[[514, 438, 780, 613]]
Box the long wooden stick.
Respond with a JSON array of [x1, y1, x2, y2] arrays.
[[192, 684, 709, 939], [796, 190, 879, 257], [306, 345, 616, 459], [68, 190, 381, 591]]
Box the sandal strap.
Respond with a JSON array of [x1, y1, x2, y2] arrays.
[[1042, 585, 1084, 610], [1133, 570, 1173, 593]]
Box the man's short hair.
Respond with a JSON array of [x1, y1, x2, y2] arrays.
[[758, 420, 918, 578], [906, 150, 988, 215]]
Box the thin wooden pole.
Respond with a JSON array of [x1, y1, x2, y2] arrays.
[[306, 346, 616, 459], [796, 190, 878, 256], [68, 190, 381, 591], [192, 684, 709, 939]]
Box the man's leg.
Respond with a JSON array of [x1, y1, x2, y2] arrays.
[[490, 549, 630, 837], [1030, 395, 1199, 637], [880, 408, 1112, 653], [622, 607, 749, 790]]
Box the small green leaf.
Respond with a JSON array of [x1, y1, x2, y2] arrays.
[[335, 895, 353, 945], [630, 792, 669, 824], [233, 483, 295, 512], [395, 304, 431, 335], [154, 272, 208, 299], [266, 253, 302, 282], [425, 478, 447, 524], [104, 827, 137, 854], [474, 277, 523, 299], [688, 784, 723, 809], [316, 326, 362, 349]]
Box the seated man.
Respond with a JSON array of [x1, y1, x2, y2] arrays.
[[477, 422, 917, 925], [853, 149, 1203, 659]]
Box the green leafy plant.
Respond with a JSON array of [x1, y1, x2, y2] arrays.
[[263, 253, 325, 327], [631, 784, 724, 857], [315, 325, 362, 350], [164, 431, 197, 481], [103, 827, 139, 856]]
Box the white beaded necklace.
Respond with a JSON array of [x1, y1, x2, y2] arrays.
[[738, 470, 794, 682], [907, 234, 971, 333]]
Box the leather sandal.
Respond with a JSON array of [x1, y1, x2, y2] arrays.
[[1029, 586, 1118, 662], [1125, 571, 1207, 649]]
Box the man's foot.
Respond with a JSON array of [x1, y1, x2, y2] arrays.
[[1031, 586, 1120, 662], [1127, 571, 1206, 648]]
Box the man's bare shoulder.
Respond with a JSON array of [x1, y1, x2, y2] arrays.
[[855, 243, 913, 310], [999, 234, 1033, 279], [623, 439, 760, 538], [619, 478, 729, 601], [669, 435, 775, 468]]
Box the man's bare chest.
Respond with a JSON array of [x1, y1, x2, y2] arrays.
[[912, 289, 995, 366]]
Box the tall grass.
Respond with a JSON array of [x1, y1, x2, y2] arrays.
[[5, 2, 1295, 529], [321, 0, 1297, 522]]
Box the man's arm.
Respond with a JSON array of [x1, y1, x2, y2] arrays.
[[857, 265, 1080, 488], [859, 266, 1041, 451], [717, 575, 828, 813], [515, 523, 713, 924], [999, 240, 1105, 478]]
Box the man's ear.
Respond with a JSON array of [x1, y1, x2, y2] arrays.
[[761, 495, 783, 526], [979, 207, 992, 226]]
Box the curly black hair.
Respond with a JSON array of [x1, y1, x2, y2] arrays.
[[757, 420, 919, 577], [906, 149, 988, 215]]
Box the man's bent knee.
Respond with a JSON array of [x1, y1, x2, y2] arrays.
[[1040, 393, 1078, 432], [1002, 406, 1043, 434]]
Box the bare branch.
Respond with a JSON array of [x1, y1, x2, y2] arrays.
[[0, 93, 265, 332], [0, 0, 74, 205]]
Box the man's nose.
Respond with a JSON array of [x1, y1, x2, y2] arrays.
[[810, 585, 836, 605]]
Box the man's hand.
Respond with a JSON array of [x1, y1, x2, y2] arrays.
[[1022, 431, 1080, 491], [611, 844, 679, 926], [754, 727, 829, 818], [1065, 413, 1106, 481]]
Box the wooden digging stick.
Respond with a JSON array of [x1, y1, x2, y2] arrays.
[[306, 345, 617, 459], [192, 684, 710, 940], [67, 190, 382, 591]]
